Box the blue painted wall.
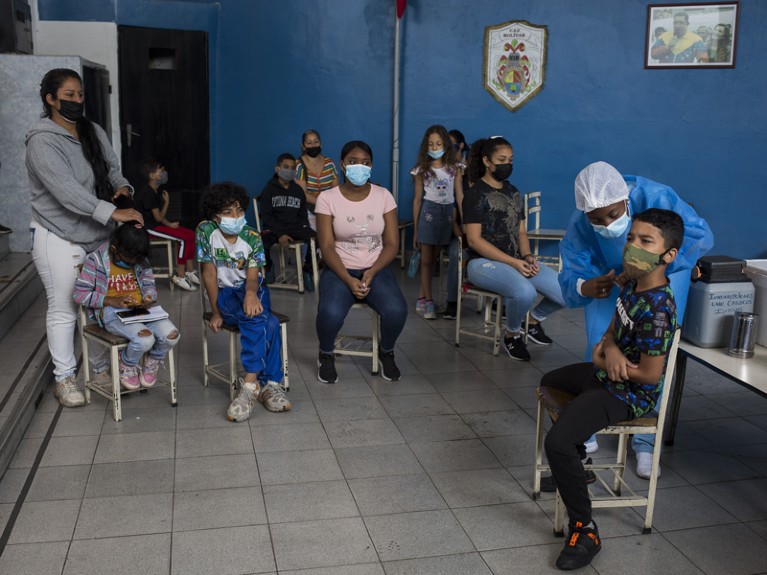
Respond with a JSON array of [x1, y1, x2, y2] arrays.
[[37, 0, 766, 258]]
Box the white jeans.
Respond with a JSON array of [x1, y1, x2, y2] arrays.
[[30, 221, 106, 381]]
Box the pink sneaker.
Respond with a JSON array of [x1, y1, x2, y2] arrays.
[[140, 356, 162, 388], [119, 357, 140, 390]]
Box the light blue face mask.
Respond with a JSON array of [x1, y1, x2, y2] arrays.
[[345, 164, 372, 186], [592, 211, 631, 239], [428, 149, 445, 159], [218, 215, 246, 235]]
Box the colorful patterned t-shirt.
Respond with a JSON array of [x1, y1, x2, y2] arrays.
[[596, 280, 677, 417], [195, 220, 265, 288]]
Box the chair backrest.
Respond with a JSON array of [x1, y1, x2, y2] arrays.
[[525, 191, 542, 232], [653, 328, 682, 431], [252, 197, 263, 233]]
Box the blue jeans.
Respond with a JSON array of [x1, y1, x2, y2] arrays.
[[467, 258, 565, 332], [316, 266, 407, 354], [99, 307, 179, 369], [217, 285, 283, 383]]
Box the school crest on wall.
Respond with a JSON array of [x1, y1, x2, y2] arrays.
[[484, 20, 548, 112]]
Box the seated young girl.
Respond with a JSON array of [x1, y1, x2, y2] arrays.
[[73, 222, 180, 390]]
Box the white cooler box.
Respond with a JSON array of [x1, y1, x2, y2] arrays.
[[745, 260, 767, 347]]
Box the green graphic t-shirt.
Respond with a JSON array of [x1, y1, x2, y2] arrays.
[[195, 220, 265, 288]]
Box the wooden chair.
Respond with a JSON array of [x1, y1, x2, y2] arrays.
[[525, 191, 566, 271], [532, 329, 682, 534], [252, 198, 319, 293], [199, 286, 290, 399], [78, 307, 177, 422]]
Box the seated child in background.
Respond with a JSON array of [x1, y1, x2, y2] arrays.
[[134, 158, 200, 291], [542, 208, 682, 571], [73, 222, 180, 390], [196, 182, 291, 421], [259, 153, 316, 290]]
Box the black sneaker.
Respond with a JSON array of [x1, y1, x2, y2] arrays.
[[541, 459, 597, 493], [442, 302, 458, 320], [527, 322, 553, 345], [556, 521, 601, 570], [503, 334, 530, 361], [317, 352, 338, 384], [379, 349, 401, 381]]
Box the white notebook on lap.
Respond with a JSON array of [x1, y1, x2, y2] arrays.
[[115, 305, 170, 324]]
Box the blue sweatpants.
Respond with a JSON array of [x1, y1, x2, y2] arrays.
[[217, 285, 283, 384]]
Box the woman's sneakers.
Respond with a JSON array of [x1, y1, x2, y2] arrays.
[[54, 376, 86, 407], [318, 352, 338, 384], [118, 358, 141, 390], [526, 322, 553, 345], [379, 349, 401, 381], [503, 333, 531, 361], [140, 356, 161, 387], [442, 301, 458, 320], [172, 274, 197, 291], [416, 298, 437, 320], [556, 521, 601, 570]]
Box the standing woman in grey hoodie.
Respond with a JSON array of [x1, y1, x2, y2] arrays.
[[27, 68, 144, 408]]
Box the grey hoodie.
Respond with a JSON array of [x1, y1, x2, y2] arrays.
[[26, 118, 132, 252]]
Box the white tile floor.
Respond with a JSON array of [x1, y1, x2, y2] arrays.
[[1, 262, 767, 574]]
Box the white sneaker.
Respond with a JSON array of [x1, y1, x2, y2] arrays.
[[226, 381, 260, 422], [172, 275, 198, 291], [636, 451, 661, 479], [185, 270, 201, 285], [54, 376, 86, 407], [585, 437, 599, 454]]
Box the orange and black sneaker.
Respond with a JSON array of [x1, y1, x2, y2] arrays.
[[556, 521, 601, 570]]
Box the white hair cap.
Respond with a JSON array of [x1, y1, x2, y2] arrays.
[[574, 161, 630, 213]]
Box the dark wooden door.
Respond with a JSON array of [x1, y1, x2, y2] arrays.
[[118, 26, 209, 229]]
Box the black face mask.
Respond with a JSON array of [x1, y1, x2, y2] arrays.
[[491, 163, 513, 181], [58, 100, 84, 123], [305, 146, 322, 158]]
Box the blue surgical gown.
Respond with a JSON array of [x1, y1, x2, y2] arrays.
[[559, 175, 714, 360]]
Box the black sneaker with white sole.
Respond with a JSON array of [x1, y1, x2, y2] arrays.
[[379, 349, 401, 381], [527, 322, 553, 345], [317, 352, 338, 384], [503, 333, 531, 361], [442, 301, 457, 320]]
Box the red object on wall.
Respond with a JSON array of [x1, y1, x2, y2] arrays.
[[397, 0, 406, 18]]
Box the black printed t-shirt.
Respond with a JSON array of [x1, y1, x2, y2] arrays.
[[596, 280, 677, 418], [461, 179, 525, 261], [134, 184, 161, 229]]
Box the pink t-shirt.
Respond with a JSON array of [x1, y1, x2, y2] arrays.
[[315, 184, 398, 269]]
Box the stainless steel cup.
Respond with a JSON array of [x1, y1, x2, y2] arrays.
[[728, 312, 759, 358]]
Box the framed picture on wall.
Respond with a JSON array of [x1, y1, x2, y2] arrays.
[[645, 2, 738, 68]]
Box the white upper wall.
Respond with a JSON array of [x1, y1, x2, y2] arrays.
[[33, 20, 122, 158]]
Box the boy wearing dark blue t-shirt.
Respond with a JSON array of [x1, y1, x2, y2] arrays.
[[543, 208, 683, 570]]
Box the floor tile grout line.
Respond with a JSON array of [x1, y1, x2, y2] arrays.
[[0, 396, 63, 556]]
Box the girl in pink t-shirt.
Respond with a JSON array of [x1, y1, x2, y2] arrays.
[[314, 140, 408, 384]]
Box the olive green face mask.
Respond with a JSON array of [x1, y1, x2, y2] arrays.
[[622, 243, 669, 280]]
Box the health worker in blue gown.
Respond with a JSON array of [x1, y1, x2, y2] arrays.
[[558, 161, 714, 477]]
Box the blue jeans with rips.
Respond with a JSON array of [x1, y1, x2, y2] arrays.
[[467, 258, 565, 333], [99, 307, 179, 369]]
